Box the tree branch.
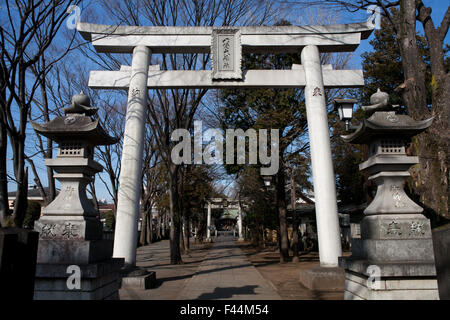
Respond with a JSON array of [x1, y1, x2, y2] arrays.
[[438, 6, 450, 41]]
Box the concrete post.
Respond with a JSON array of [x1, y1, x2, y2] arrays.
[[206, 202, 211, 241], [238, 205, 243, 241], [301, 45, 342, 267], [113, 46, 151, 268]]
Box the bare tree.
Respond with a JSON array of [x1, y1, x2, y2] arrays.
[[139, 121, 164, 246], [0, 0, 80, 227], [95, 100, 125, 213]]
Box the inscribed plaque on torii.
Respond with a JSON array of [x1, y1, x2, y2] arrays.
[[211, 28, 242, 80]]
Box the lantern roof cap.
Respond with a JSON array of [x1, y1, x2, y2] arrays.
[[63, 91, 99, 116], [333, 98, 358, 104], [31, 93, 119, 146], [341, 111, 434, 144]]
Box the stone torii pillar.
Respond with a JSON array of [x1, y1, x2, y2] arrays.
[[206, 201, 212, 242], [237, 204, 243, 241], [113, 46, 151, 268], [301, 45, 342, 267]]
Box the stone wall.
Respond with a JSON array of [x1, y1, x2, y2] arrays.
[[432, 223, 450, 300]]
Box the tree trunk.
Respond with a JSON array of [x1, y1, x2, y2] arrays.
[[140, 195, 154, 245], [292, 217, 300, 262], [147, 211, 153, 243], [183, 214, 190, 251], [253, 211, 261, 247], [289, 166, 300, 262], [46, 140, 56, 203], [411, 1, 449, 221], [11, 61, 30, 228], [156, 215, 161, 240], [396, 0, 428, 115], [0, 120, 8, 227], [140, 210, 148, 246], [26, 158, 47, 202], [275, 168, 289, 263], [0, 60, 8, 227], [394, 1, 449, 221], [261, 226, 265, 248], [162, 213, 168, 239], [169, 166, 183, 264], [180, 215, 186, 254], [0, 90, 8, 226], [12, 140, 28, 228], [38, 54, 56, 204], [89, 181, 99, 211], [13, 168, 28, 227], [187, 218, 190, 249]]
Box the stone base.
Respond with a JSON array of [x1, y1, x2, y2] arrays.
[[34, 258, 123, 300], [343, 270, 439, 300], [37, 239, 113, 264], [120, 271, 157, 290], [351, 238, 435, 262], [299, 266, 345, 291], [339, 258, 439, 300], [432, 224, 450, 300], [0, 228, 38, 300]]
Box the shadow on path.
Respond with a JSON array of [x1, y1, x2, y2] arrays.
[[197, 285, 259, 300]]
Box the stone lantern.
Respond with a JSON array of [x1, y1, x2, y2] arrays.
[[338, 89, 439, 300], [31, 92, 124, 300]]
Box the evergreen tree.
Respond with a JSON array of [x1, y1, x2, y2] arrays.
[[23, 201, 42, 229], [361, 14, 440, 107]]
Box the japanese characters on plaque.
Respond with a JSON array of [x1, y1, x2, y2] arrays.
[[211, 28, 242, 80]]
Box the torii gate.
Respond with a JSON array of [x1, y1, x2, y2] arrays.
[[76, 21, 374, 269], [205, 198, 248, 241]]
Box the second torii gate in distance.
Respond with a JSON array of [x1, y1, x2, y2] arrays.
[[205, 198, 247, 241], [77, 20, 374, 269]]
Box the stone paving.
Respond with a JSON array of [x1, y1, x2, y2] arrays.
[[177, 236, 281, 300], [119, 235, 281, 300], [119, 234, 347, 300], [119, 239, 212, 300]]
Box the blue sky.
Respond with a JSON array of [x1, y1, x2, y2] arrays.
[[4, 0, 449, 202]]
